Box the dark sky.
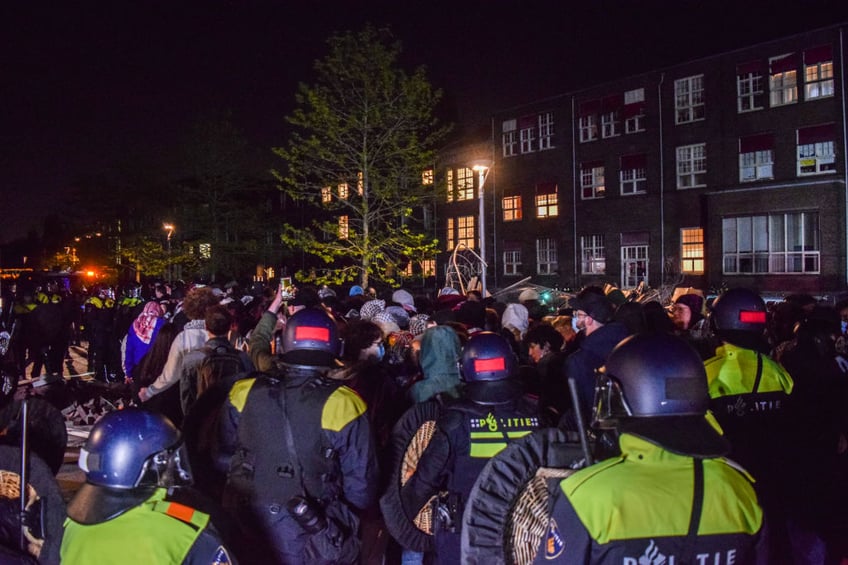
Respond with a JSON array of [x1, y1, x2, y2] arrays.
[[3, 0, 847, 243]]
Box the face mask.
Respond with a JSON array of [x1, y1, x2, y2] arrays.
[[842, 321, 848, 335], [571, 316, 580, 333], [374, 342, 385, 362]]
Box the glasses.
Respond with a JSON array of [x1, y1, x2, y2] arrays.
[[575, 311, 587, 319]]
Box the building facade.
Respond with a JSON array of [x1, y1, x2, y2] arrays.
[[436, 24, 848, 299]]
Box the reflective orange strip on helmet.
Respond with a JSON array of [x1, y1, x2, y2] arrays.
[[474, 357, 505, 372], [295, 326, 330, 342]]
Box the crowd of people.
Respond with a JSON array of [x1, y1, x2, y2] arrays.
[[3, 276, 848, 563]]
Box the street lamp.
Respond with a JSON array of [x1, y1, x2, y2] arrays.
[[163, 223, 175, 283], [472, 162, 492, 297]]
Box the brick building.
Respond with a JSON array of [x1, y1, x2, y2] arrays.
[[436, 24, 847, 299]]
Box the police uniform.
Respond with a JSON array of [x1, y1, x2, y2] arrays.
[[704, 343, 794, 493], [217, 308, 378, 564], [536, 433, 767, 564], [404, 398, 540, 562], [61, 488, 232, 564]]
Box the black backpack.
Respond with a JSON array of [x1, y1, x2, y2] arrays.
[[196, 343, 249, 395]]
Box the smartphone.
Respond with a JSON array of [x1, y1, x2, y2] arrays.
[[279, 277, 294, 299]]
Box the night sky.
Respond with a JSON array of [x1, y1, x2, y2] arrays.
[[3, 0, 847, 244]]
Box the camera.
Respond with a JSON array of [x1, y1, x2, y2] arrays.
[[287, 496, 327, 534]]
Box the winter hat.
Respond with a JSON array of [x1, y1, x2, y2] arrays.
[[359, 299, 386, 321], [392, 289, 417, 313], [569, 292, 615, 323], [318, 285, 337, 300], [349, 285, 364, 296], [385, 305, 411, 330], [518, 289, 540, 303], [675, 294, 705, 318], [439, 287, 460, 296]]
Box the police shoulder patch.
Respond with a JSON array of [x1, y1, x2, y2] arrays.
[[544, 517, 564, 559], [212, 546, 232, 564]]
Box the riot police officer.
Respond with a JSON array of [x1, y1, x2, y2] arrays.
[[61, 409, 234, 564], [534, 333, 768, 563], [401, 331, 541, 563], [217, 298, 378, 565]]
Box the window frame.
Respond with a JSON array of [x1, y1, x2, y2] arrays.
[[538, 112, 555, 150], [535, 192, 558, 218], [620, 158, 647, 196], [581, 163, 606, 200], [737, 71, 764, 112], [536, 238, 557, 275], [580, 234, 606, 275], [722, 212, 820, 274], [579, 114, 598, 143], [676, 143, 707, 189], [503, 249, 521, 276], [769, 53, 798, 107], [680, 227, 705, 274], [502, 195, 523, 222], [674, 75, 705, 124]]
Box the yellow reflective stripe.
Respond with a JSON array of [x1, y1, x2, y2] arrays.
[[470, 443, 507, 458], [470, 431, 533, 439], [228, 378, 257, 412], [322, 386, 367, 432]]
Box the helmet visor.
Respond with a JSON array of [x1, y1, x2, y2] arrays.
[[592, 371, 632, 429]]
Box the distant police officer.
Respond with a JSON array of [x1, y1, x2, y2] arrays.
[[217, 300, 378, 564], [704, 288, 794, 556], [61, 409, 233, 564], [401, 331, 540, 563], [536, 333, 768, 564]]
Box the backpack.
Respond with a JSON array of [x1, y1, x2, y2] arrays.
[[196, 343, 249, 396]]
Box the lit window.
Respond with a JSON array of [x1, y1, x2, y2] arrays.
[[581, 162, 605, 199], [676, 144, 706, 189], [536, 238, 557, 275], [339, 216, 349, 239], [338, 183, 349, 199], [446, 169, 454, 203], [675, 75, 705, 124], [321, 186, 332, 204], [736, 61, 765, 112], [739, 134, 774, 182], [503, 249, 521, 275], [199, 243, 212, 259], [681, 228, 705, 274], [357, 172, 364, 195], [723, 212, 819, 274], [447, 216, 475, 250], [581, 235, 605, 275], [539, 112, 555, 150], [620, 154, 647, 195], [797, 124, 836, 175], [422, 169, 434, 186], [456, 167, 474, 201], [502, 195, 522, 221], [623, 88, 645, 133], [769, 53, 798, 107], [804, 45, 834, 100], [502, 119, 518, 157], [535, 191, 558, 218], [420, 259, 436, 277]]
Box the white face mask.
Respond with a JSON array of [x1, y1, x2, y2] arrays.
[[841, 320, 847, 335], [571, 316, 580, 333]]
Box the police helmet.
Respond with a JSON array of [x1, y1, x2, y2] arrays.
[[461, 332, 516, 383], [282, 308, 342, 366], [710, 288, 767, 347], [68, 409, 192, 524], [594, 333, 729, 457]]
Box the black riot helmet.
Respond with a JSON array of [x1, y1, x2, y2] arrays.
[[710, 288, 768, 349], [594, 333, 729, 458], [461, 332, 516, 383], [461, 332, 521, 405], [282, 308, 342, 367]]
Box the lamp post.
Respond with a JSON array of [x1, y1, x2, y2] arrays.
[[472, 163, 491, 297], [163, 223, 174, 284]]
